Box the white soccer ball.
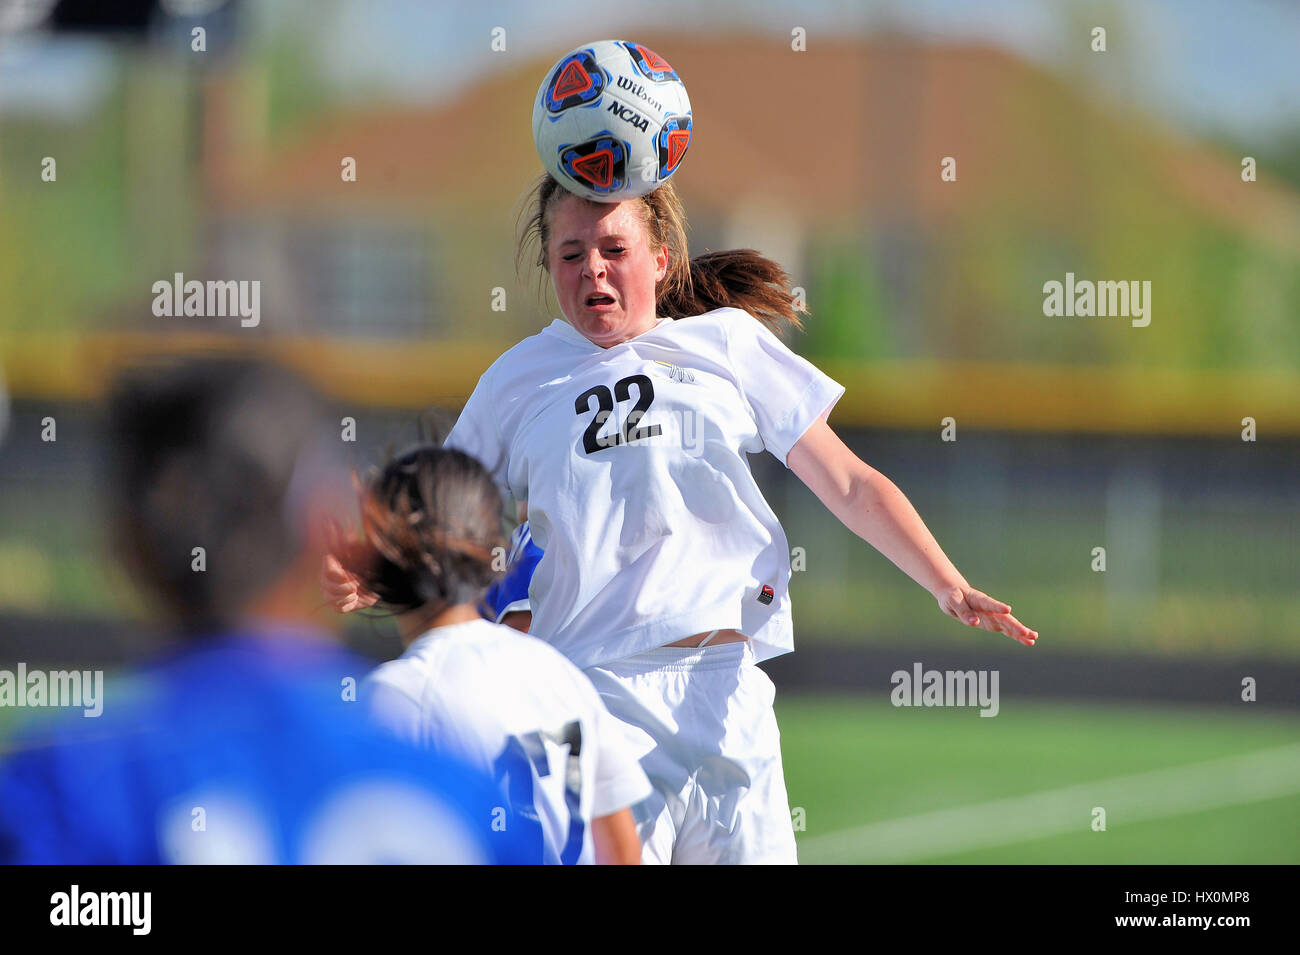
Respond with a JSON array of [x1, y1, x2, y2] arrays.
[[532, 40, 693, 202]]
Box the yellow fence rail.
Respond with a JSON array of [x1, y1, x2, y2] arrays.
[[3, 332, 1298, 436]]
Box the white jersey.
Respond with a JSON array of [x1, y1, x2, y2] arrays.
[[364, 618, 652, 864], [445, 308, 844, 668]]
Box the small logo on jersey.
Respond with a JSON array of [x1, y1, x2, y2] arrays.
[[653, 360, 696, 384], [757, 585, 775, 605]]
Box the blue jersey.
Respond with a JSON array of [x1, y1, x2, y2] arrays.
[[481, 522, 543, 623], [0, 630, 533, 864]]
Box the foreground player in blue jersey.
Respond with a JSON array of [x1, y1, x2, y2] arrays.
[[0, 358, 527, 864]]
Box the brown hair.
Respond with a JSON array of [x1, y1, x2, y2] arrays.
[[516, 173, 805, 334], [340, 446, 504, 615]]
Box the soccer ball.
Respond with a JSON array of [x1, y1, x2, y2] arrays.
[[532, 40, 693, 202]]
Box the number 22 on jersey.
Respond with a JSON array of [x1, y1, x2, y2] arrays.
[[574, 374, 663, 455]]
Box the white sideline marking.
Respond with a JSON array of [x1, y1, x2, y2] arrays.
[[797, 742, 1300, 864]]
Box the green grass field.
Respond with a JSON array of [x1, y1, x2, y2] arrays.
[[778, 694, 1300, 864], [4, 684, 1297, 864]]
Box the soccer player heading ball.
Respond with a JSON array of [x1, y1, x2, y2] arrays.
[[327, 42, 1037, 864]]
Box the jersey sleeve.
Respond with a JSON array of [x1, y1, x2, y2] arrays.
[[722, 313, 845, 466], [443, 364, 509, 494], [0, 748, 77, 863], [481, 522, 542, 623], [0, 728, 145, 863], [363, 675, 425, 747], [583, 686, 654, 818], [366, 665, 503, 771]]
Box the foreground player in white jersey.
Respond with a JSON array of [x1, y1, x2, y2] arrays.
[[327, 176, 1038, 864], [337, 446, 651, 864]]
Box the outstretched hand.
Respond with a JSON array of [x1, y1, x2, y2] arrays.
[[320, 521, 380, 614], [934, 584, 1038, 647], [321, 552, 379, 613]]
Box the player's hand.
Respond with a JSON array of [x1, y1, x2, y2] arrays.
[[934, 584, 1038, 647], [321, 552, 378, 613]]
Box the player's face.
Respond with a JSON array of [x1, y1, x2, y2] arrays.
[[547, 194, 667, 349]]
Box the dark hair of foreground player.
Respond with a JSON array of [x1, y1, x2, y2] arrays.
[[340, 446, 505, 618], [106, 357, 335, 633]]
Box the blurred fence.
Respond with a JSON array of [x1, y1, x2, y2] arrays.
[[2, 402, 1294, 663]]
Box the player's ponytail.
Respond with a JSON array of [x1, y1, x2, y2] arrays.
[[518, 173, 806, 335], [664, 246, 806, 334], [342, 447, 503, 616]]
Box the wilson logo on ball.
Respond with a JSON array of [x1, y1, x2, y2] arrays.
[[545, 51, 605, 114], [559, 134, 629, 193]]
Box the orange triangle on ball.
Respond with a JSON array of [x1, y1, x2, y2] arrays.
[[573, 150, 614, 188], [554, 60, 593, 99], [664, 129, 690, 172], [636, 45, 673, 74]]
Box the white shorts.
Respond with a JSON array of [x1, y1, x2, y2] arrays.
[[583, 642, 798, 865]]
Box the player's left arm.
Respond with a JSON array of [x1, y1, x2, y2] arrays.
[[591, 809, 641, 864], [787, 419, 1038, 646]]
